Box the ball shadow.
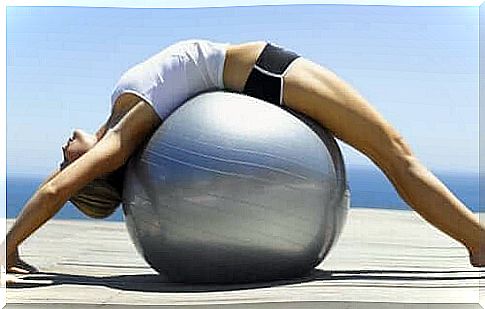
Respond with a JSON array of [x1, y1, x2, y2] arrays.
[[8, 268, 483, 292]]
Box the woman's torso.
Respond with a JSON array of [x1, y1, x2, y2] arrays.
[[112, 40, 267, 119]]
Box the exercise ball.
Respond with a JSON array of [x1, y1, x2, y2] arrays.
[[122, 91, 350, 283]]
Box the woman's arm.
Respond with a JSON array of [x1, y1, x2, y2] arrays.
[[36, 168, 62, 190], [96, 94, 143, 141], [5, 100, 161, 264], [95, 121, 110, 142]]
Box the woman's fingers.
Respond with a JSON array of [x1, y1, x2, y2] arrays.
[[8, 266, 30, 274], [8, 259, 39, 274]]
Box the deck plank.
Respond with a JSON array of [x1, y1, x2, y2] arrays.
[[6, 209, 485, 307]]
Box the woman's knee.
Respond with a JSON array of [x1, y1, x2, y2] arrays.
[[371, 131, 418, 178]]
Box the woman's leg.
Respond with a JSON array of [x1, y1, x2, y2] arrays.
[[283, 57, 485, 267]]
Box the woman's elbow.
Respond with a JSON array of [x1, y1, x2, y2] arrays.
[[98, 151, 127, 175], [96, 131, 132, 172]]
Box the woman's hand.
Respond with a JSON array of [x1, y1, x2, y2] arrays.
[[4, 99, 161, 278], [6, 248, 38, 274]]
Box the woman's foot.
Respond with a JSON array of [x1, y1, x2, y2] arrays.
[[469, 246, 485, 267]]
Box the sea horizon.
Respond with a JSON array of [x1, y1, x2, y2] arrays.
[[5, 165, 480, 222]]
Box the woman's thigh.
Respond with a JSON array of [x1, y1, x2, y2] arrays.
[[283, 57, 412, 168]]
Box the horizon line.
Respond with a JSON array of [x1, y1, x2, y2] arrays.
[[6, 165, 479, 179]]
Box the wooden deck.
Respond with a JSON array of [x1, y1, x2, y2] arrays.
[[5, 209, 485, 308]]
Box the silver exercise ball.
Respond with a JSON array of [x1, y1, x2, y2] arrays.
[[122, 91, 350, 283]]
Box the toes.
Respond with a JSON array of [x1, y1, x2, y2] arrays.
[[470, 252, 485, 268]]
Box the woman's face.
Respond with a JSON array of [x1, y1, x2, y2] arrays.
[[61, 129, 97, 168]]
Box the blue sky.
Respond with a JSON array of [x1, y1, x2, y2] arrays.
[[6, 4, 479, 176]]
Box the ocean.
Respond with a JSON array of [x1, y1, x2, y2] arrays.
[[6, 166, 480, 222]]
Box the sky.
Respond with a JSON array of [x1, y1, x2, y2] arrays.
[[6, 4, 479, 176], [4, 0, 484, 7]]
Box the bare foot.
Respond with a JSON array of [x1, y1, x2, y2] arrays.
[[469, 247, 485, 267]]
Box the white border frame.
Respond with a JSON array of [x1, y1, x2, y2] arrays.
[[2, 1, 483, 308]]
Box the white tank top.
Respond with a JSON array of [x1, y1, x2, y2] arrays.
[[111, 39, 229, 120]]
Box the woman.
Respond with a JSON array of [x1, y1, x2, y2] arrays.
[[5, 39, 484, 276]]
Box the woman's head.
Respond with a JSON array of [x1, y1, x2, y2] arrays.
[[60, 129, 97, 169], [60, 128, 126, 219]]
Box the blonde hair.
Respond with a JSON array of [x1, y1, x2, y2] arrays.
[[67, 166, 126, 219]]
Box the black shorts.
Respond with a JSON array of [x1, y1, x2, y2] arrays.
[[242, 42, 300, 106]]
